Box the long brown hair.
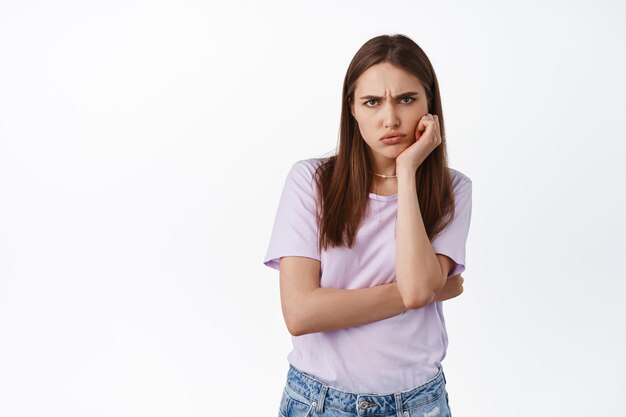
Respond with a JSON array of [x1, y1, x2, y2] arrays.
[[314, 34, 455, 252]]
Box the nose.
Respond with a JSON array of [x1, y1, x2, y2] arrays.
[[383, 102, 399, 128]]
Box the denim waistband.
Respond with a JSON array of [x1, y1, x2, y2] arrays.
[[284, 364, 447, 416]]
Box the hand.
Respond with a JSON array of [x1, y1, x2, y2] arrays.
[[396, 113, 442, 173], [432, 274, 464, 302]]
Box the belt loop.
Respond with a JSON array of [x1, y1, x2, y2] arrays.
[[316, 384, 328, 413], [394, 392, 403, 417]]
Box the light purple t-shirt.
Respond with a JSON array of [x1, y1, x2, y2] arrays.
[[263, 157, 472, 394]]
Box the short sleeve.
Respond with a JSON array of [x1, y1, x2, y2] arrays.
[[263, 160, 322, 271], [431, 172, 473, 277]]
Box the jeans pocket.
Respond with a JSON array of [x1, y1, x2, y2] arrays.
[[283, 387, 316, 417], [279, 388, 290, 417], [405, 390, 448, 417], [445, 390, 452, 417]]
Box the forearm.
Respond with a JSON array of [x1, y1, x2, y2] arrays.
[[291, 282, 407, 336], [395, 168, 445, 308]]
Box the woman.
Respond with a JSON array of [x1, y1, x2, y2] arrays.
[[263, 33, 472, 417]]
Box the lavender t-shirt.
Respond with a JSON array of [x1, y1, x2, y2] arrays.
[[263, 157, 472, 394]]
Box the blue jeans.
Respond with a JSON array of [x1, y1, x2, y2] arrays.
[[278, 364, 452, 417]]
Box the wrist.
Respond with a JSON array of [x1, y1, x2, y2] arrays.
[[396, 166, 416, 180]]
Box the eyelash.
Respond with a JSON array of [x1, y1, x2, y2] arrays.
[[364, 97, 415, 107]]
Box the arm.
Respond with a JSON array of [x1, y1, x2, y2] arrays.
[[395, 168, 448, 309], [279, 256, 407, 336], [279, 256, 462, 336]]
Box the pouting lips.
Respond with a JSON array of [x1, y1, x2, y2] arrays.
[[380, 135, 404, 144]]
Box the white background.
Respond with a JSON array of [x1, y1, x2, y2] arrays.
[[1, 1, 625, 416]]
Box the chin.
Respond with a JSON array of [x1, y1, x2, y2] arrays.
[[376, 149, 402, 160], [385, 143, 410, 153]]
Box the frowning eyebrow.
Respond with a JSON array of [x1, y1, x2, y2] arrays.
[[359, 92, 420, 100]]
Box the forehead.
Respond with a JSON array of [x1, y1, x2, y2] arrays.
[[354, 62, 425, 96]]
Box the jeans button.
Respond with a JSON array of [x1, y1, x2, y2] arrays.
[[311, 401, 317, 406], [359, 401, 368, 409]]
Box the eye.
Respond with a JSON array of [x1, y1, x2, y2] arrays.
[[363, 97, 415, 107]]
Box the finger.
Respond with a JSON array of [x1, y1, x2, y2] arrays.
[[432, 114, 440, 131], [417, 117, 434, 133], [417, 117, 428, 132], [448, 276, 462, 285]]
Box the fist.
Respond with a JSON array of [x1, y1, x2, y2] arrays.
[[396, 113, 443, 172], [432, 274, 464, 302]]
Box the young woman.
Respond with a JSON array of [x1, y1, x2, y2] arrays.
[[263, 33, 472, 417]]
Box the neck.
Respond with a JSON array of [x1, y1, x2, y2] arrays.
[[371, 164, 397, 178]]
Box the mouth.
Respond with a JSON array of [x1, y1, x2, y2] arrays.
[[380, 134, 405, 145]]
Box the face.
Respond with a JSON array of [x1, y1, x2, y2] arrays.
[[350, 61, 429, 169]]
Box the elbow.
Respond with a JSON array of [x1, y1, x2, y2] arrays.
[[283, 289, 319, 336], [285, 320, 306, 337], [398, 269, 444, 309], [404, 274, 446, 309], [401, 290, 434, 310], [284, 309, 310, 337], [402, 295, 431, 310]]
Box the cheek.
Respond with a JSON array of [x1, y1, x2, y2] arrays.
[[408, 109, 427, 126], [358, 125, 372, 141], [405, 117, 418, 131], [354, 115, 373, 133], [355, 123, 377, 144]]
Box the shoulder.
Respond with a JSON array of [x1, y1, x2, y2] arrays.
[[292, 157, 327, 174], [448, 167, 472, 191], [288, 157, 328, 184]]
